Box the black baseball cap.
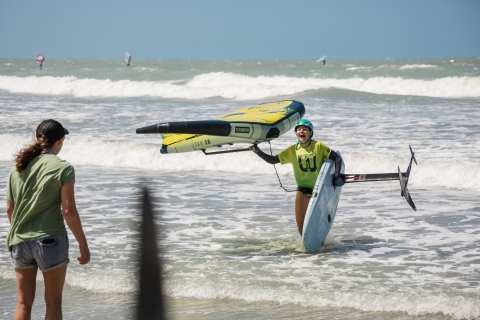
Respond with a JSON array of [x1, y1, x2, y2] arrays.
[[36, 119, 69, 143]]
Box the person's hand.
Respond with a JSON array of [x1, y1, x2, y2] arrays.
[[333, 172, 345, 187], [249, 144, 259, 154], [78, 244, 91, 265]]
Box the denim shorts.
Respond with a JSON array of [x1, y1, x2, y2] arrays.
[[10, 233, 70, 272]]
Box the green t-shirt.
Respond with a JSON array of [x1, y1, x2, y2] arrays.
[[6, 154, 75, 251], [277, 140, 331, 189]]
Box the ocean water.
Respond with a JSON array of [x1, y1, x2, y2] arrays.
[[0, 58, 479, 319]]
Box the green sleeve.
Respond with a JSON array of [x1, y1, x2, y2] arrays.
[[278, 145, 295, 164], [6, 170, 14, 204], [61, 164, 75, 185], [322, 142, 332, 159]]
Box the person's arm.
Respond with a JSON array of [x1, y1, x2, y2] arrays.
[[61, 182, 90, 265], [329, 150, 345, 186], [250, 145, 280, 164], [6, 200, 14, 223], [329, 150, 342, 178]]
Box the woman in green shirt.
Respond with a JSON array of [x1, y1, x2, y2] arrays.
[[251, 119, 344, 235], [6, 119, 90, 319]]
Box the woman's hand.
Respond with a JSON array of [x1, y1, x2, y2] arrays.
[[333, 172, 345, 187], [78, 244, 91, 265]]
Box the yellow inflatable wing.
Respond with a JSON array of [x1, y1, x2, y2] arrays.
[[136, 100, 305, 154]]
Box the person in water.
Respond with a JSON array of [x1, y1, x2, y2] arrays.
[[6, 119, 90, 319], [36, 55, 44, 70], [250, 119, 344, 235]]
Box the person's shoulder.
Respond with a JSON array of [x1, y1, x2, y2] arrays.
[[284, 144, 298, 154], [57, 157, 74, 170], [312, 140, 329, 150], [278, 144, 295, 158], [8, 164, 18, 180], [312, 140, 327, 146], [42, 155, 73, 169]]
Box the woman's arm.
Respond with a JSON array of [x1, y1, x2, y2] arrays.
[[61, 182, 90, 265], [6, 200, 14, 223], [250, 145, 280, 164], [329, 150, 345, 186], [329, 150, 342, 177]]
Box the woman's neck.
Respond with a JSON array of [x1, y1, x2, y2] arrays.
[[50, 139, 63, 155], [41, 148, 55, 155], [300, 140, 311, 148]]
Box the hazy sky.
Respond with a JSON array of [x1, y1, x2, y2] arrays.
[[1, 0, 479, 60]]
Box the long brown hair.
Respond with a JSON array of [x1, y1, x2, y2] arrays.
[[14, 119, 69, 172], [14, 135, 54, 172]]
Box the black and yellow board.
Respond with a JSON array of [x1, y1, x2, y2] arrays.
[[136, 100, 305, 154]]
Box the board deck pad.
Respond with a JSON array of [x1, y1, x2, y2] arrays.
[[302, 151, 345, 252]]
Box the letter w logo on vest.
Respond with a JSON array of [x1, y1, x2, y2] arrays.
[[298, 155, 317, 172]]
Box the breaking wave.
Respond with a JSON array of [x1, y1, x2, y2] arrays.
[[1, 73, 479, 100]]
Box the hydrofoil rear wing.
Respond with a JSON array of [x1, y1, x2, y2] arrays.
[[343, 146, 418, 211]]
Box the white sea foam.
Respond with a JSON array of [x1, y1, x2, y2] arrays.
[[165, 280, 480, 319], [399, 64, 438, 69], [1, 73, 480, 99], [66, 269, 137, 293], [1, 134, 478, 192], [346, 66, 372, 71]]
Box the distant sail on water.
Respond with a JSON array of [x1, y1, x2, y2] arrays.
[[125, 52, 131, 66], [316, 55, 326, 65], [36, 54, 45, 69]]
